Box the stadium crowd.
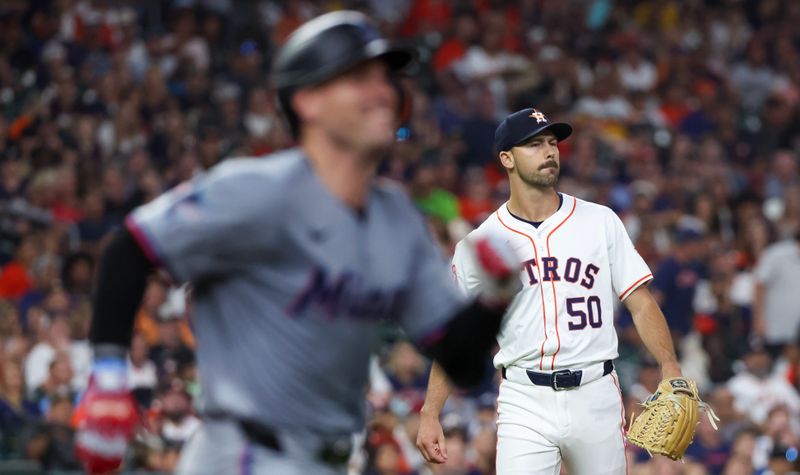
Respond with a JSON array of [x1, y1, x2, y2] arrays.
[[0, 0, 799, 474]]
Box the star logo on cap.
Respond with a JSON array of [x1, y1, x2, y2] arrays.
[[529, 109, 547, 124]]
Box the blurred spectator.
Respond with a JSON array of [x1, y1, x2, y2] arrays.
[[453, 17, 533, 121], [0, 358, 40, 458], [384, 341, 429, 403], [136, 281, 195, 351], [629, 356, 662, 402], [76, 189, 114, 250], [697, 250, 752, 383], [763, 443, 800, 475], [365, 438, 410, 475], [432, 10, 479, 73], [430, 413, 482, 475], [60, 251, 94, 297], [0, 299, 21, 340], [729, 39, 788, 113], [467, 392, 497, 437], [720, 454, 752, 475], [66, 300, 92, 390], [776, 340, 800, 389], [572, 72, 633, 123], [411, 153, 461, 224], [19, 393, 79, 471], [684, 412, 731, 474], [730, 428, 758, 467], [753, 231, 800, 355], [764, 150, 799, 200], [24, 315, 71, 394], [470, 426, 496, 475], [148, 291, 195, 379], [458, 86, 499, 167], [617, 44, 658, 93], [135, 277, 169, 346], [727, 344, 800, 425], [751, 405, 800, 472], [0, 234, 38, 300], [128, 332, 158, 408], [212, 82, 245, 151], [431, 71, 471, 137], [157, 380, 200, 446], [401, 0, 452, 37], [366, 403, 418, 475], [243, 86, 279, 155], [631, 456, 709, 474], [31, 352, 75, 415], [458, 167, 494, 226], [18, 255, 61, 327], [707, 387, 749, 444], [651, 228, 708, 340], [738, 215, 772, 270]]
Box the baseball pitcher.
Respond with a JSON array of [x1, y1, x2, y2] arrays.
[[417, 108, 714, 474]]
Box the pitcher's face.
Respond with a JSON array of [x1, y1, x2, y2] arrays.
[[504, 130, 560, 189]]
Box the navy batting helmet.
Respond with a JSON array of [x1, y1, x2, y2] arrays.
[[273, 11, 416, 138]]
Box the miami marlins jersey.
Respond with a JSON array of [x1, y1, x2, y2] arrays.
[[126, 149, 466, 435], [452, 194, 652, 371]]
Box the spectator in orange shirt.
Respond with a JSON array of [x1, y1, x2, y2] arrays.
[[432, 11, 479, 73], [458, 168, 494, 226], [400, 0, 452, 37], [135, 278, 169, 346], [0, 235, 39, 300]]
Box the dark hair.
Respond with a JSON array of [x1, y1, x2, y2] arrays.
[[61, 251, 95, 290]]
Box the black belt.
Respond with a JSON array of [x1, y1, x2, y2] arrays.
[[205, 413, 352, 466], [501, 360, 614, 390]]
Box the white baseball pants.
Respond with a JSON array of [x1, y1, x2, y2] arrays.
[[496, 370, 628, 475]]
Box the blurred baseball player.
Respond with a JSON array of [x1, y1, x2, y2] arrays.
[[416, 108, 685, 474], [74, 11, 521, 475]]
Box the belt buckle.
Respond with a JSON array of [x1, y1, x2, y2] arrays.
[[551, 369, 574, 391]]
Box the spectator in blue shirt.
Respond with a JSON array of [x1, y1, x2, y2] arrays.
[[0, 359, 41, 458], [651, 228, 708, 340]]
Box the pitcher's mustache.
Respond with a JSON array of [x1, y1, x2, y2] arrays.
[[540, 161, 559, 170]]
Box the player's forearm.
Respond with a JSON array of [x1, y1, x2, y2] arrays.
[[420, 361, 453, 418], [90, 228, 154, 349], [626, 287, 681, 377]]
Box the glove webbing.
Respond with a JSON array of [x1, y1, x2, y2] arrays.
[[628, 391, 720, 460]]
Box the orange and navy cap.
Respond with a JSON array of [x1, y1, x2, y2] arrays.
[[494, 108, 573, 153]]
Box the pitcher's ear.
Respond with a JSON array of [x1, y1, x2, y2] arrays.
[[499, 150, 514, 171]]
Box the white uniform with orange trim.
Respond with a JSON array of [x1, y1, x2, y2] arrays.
[[452, 193, 652, 475]]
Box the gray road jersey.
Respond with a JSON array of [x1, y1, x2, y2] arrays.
[[127, 149, 465, 435]]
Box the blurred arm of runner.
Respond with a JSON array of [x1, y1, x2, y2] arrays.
[[76, 228, 153, 474]]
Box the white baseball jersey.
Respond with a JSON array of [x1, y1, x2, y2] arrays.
[[452, 193, 653, 371]]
